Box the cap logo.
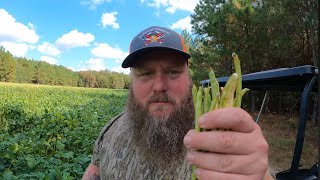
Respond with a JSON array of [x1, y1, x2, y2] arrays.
[[139, 27, 169, 45], [145, 33, 164, 45]]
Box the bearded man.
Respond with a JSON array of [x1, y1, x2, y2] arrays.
[[83, 26, 273, 180]]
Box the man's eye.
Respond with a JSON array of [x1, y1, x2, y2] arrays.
[[141, 72, 152, 77], [168, 70, 180, 75]]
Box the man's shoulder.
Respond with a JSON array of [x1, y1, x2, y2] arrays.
[[98, 112, 126, 137], [106, 112, 126, 128], [92, 112, 127, 153], [91, 112, 127, 167]]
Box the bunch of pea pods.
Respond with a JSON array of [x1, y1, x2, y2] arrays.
[[191, 53, 250, 180]]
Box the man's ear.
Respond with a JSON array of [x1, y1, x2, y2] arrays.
[[130, 67, 142, 77], [130, 67, 137, 76]]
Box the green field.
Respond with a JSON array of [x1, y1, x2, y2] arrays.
[[1, 82, 317, 179], [0, 82, 128, 179]]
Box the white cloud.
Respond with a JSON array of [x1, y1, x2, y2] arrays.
[[28, 22, 35, 30], [40, 56, 57, 65], [91, 43, 127, 61], [78, 43, 129, 72], [147, 0, 167, 8], [171, 16, 192, 32], [0, 41, 31, 57], [165, 6, 176, 13], [55, 30, 95, 50], [80, 58, 107, 71], [66, 67, 76, 71], [76, 56, 130, 73], [101, 12, 120, 29], [111, 66, 130, 74], [0, 9, 39, 43], [37, 42, 61, 56], [142, 0, 199, 13], [81, 0, 112, 10]]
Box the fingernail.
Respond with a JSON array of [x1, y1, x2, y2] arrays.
[[183, 135, 191, 148], [187, 152, 194, 162], [195, 168, 201, 178], [198, 115, 207, 127]]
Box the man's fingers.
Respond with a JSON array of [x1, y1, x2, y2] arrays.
[[194, 168, 260, 180], [186, 108, 269, 180], [184, 129, 268, 155], [187, 150, 268, 175], [198, 107, 255, 133]]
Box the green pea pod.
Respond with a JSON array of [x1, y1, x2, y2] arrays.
[[203, 87, 211, 113], [219, 73, 239, 108], [209, 95, 219, 111], [233, 88, 250, 106], [208, 68, 220, 111], [195, 86, 203, 132], [209, 68, 219, 99], [192, 167, 197, 180], [240, 88, 250, 97], [192, 84, 198, 108], [192, 86, 203, 180], [232, 53, 242, 107]]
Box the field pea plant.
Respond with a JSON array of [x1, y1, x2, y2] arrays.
[[191, 53, 249, 180], [0, 83, 128, 179]]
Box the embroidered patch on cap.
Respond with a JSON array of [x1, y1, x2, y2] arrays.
[[139, 27, 170, 45]]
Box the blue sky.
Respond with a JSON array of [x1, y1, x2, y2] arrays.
[[0, 0, 198, 74]]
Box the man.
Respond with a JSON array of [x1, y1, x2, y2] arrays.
[[83, 26, 273, 179]]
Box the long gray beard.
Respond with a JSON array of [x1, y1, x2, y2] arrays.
[[126, 85, 194, 169]]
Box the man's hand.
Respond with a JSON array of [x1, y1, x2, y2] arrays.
[[184, 107, 269, 180]]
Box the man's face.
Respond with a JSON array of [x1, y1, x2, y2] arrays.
[[131, 50, 191, 120], [127, 50, 194, 167]]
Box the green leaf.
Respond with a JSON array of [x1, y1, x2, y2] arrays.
[[53, 169, 62, 180], [80, 156, 91, 164], [43, 172, 55, 180], [74, 163, 83, 174], [25, 156, 38, 169], [56, 141, 65, 150], [2, 169, 17, 180], [8, 143, 19, 153], [62, 151, 74, 159]]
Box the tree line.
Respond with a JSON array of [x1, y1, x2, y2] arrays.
[[185, 0, 318, 114], [0, 47, 130, 89], [187, 0, 317, 81], [0, 0, 318, 112]]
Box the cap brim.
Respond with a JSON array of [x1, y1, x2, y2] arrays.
[[121, 47, 191, 68]]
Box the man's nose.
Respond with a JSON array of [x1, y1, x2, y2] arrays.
[[153, 74, 168, 92]]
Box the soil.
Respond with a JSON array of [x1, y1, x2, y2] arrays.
[[254, 112, 318, 174]]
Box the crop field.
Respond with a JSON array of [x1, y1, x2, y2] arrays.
[[0, 82, 128, 179], [0, 82, 317, 179]]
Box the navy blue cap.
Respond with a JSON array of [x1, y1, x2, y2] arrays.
[[121, 26, 191, 68]]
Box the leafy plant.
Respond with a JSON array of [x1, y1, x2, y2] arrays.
[[0, 83, 128, 179]]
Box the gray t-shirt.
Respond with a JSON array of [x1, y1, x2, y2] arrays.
[[91, 112, 192, 180]]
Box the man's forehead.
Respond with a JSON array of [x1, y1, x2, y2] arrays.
[[133, 50, 187, 68]]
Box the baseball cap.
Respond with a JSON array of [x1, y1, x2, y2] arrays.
[[121, 26, 191, 68]]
